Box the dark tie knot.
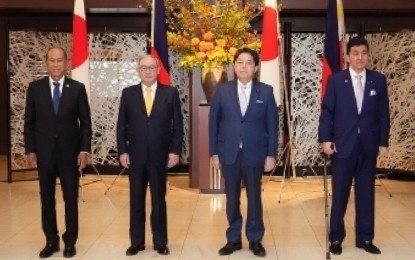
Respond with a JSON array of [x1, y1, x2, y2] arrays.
[[53, 82, 60, 88]]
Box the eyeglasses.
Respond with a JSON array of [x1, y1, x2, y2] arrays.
[[139, 66, 158, 72]]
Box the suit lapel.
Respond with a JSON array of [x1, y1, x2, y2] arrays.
[[229, 81, 242, 116], [135, 84, 147, 116], [244, 82, 260, 118], [59, 78, 71, 116], [151, 85, 167, 117], [39, 77, 57, 117], [342, 71, 359, 114], [361, 70, 374, 114]]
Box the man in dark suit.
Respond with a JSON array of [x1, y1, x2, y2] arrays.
[[209, 48, 278, 257], [24, 47, 92, 258], [117, 54, 183, 256], [319, 36, 390, 255]]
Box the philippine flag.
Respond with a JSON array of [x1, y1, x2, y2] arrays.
[[150, 0, 171, 86], [321, 0, 346, 99]]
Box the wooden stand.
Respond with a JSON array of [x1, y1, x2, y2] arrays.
[[190, 68, 228, 193], [197, 105, 224, 193]]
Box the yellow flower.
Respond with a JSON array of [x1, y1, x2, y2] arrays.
[[165, 0, 262, 69], [229, 47, 238, 57], [216, 39, 227, 48]]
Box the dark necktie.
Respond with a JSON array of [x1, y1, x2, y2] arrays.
[[52, 82, 60, 114]]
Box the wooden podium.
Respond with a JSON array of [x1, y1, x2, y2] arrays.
[[196, 105, 224, 193]]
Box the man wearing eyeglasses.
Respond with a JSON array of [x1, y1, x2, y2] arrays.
[[117, 55, 183, 256]]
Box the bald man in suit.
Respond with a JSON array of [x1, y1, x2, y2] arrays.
[[24, 47, 92, 258]]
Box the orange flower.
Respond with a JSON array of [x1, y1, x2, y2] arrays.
[[198, 41, 207, 52], [203, 31, 214, 41], [198, 41, 214, 52], [196, 52, 207, 60], [204, 41, 214, 51], [165, 0, 263, 68], [191, 37, 201, 46]]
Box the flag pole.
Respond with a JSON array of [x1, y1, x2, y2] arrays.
[[72, 0, 108, 195], [273, 29, 317, 203]]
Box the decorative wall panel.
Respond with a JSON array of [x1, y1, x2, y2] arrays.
[[367, 33, 415, 171], [9, 31, 72, 170], [290, 32, 415, 172], [9, 31, 415, 172], [89, 33, 146, 166], [290, 33, 324, 168]]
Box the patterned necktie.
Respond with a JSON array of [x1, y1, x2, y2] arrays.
[[52, 82, 60, 114], [239, 85, 248, 116], [144, 87, 153, 116], [355, 75, 364, 114]]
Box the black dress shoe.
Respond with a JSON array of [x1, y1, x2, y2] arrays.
[[249, 241, 266, 257], [329, 241, 342, 255], [154, 245, 170, 255], [63, 246, 76, 258], [356, 241, 381, 254], [218, 241, 242, 255], [39, 243, 60, 258], [126, 244, 145, 256]]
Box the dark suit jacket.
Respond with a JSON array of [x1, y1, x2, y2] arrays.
[[24, 76, 92, 164], [116, 83, 183, 165], [209, 79, 278, 167], [319, 69, 390, 158]]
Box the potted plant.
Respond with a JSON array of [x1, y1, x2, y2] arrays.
[[165, 0, 262, 102]]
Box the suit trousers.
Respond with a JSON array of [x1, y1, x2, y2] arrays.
[[221, 150, 265, 243], [128, 163, 168, 247], [329, 136, 377, 243], [38, 157, 79, 246]]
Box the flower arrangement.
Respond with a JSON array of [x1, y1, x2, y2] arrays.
[[164, 0, 263, 69]]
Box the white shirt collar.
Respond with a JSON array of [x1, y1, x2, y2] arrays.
[[49, 76, 64, 87], [349, 68, 366, 80], [237, 80, 252, 89], [142, 82, 157, 91]]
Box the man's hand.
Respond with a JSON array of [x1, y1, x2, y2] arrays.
[[379, 146, 387, 156], [77, 153, 89, 171], [26, 153, 37, 168], [119, 153, 130, 168], [211, 155, 220, 170], [264, 156, 276, 172], [322, 142, 336, 155], [167, 153, 180, 168]]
